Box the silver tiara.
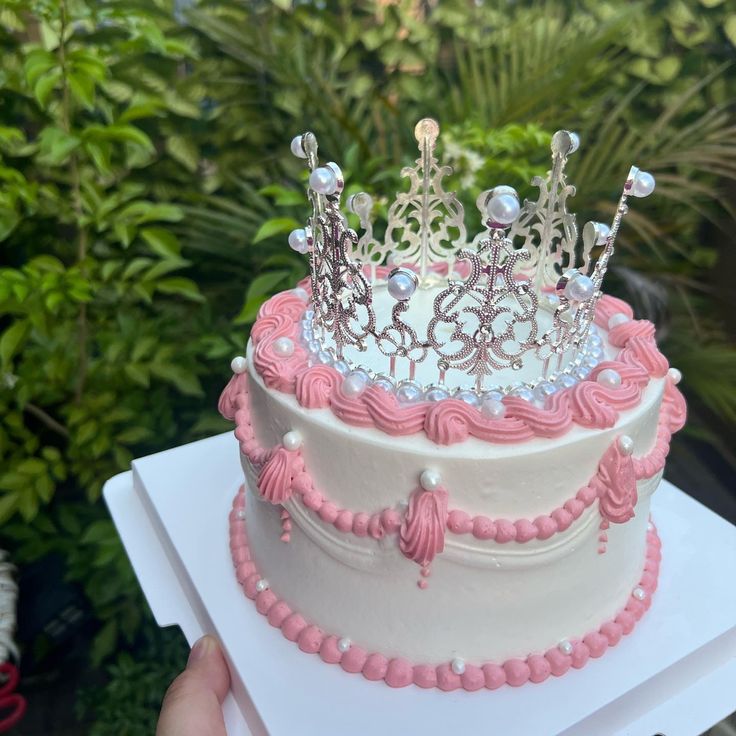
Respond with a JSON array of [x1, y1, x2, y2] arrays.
[[285, 118, 654, 397]]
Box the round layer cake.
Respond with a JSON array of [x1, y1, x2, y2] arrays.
[[219, 288, 686, 690]]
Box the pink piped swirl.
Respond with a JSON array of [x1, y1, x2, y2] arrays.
[[597, 441, 638, 524], [251, 313, 295, 345], [253, 339, 307, 393], [295, 365, 341, 409], [399, 486, 449, 567], [218, 372, 248, 421], [608, 319, 656, 348], [566, 381, 618, 428], [330, 387, 375, 427], [594, 294, 634, 327], [363, 387, 427, 435], [257, 447, 304, 504], [256, 290, 307, 322], [619, 336, 669, 378]]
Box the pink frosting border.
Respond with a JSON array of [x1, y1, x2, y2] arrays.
[[220, 370, 685, 548], [246, 290, 672, 447], [229, 487, 662, 691]]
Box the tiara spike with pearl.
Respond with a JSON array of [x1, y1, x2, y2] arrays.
[[287, 119, 654, 397]]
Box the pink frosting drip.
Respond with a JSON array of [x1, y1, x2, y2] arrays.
[[295, 365, 342, 409], [228, 367, 684, 547], [230, 488, 662, 691], [257, 447, 304, 504], [217, 372, 248, 421], [596, 441, 638, 524], [399, 487, 449, 567], [618, 336, 669, 377]]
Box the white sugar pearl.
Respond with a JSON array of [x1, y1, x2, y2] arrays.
[[316, 350, 333, 366], [608, 312, 630, 329], [564, 273, 595, 302], [337, 637, 351, 653], [255, 579, 270, 593], [420, 469, 441, 491], [647, 521, 654, 532], [668, 367, 682, 384], [341, 372, 369, 398], [480, 397, 506, 419], [373, 376, 395, 393], [558, 639, 573, 655], [487, 192, 520, 225], [293, 287, 309, 302], [631, 171, 655, 198], [554, 374, 577, 389], [236, 508, 246, 520], [230, 356, 247, 374], [618, 435, 634, 456], [288, 228, 309, 253], [454, 390, 480, 407], [533, 381, 557, 403], [396, 381, 422, 403], [451, 658, 466, 675], [632, 586, 645, 601], [425, 386, 450, 402], [290, 135, 307, 158], [309, 166, 338, 195], [273, 337, 295, 357], [387, 268, 418, 301], [510, 387, 535, 402], [282, 430, 302, 451], [596, 368, 622, 388]]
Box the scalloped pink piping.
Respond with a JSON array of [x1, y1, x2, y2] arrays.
[[250, 291, 671, 446], [224, 371, 684, 545], [229, 487, 661, 691]]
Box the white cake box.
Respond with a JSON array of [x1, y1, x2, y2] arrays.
[[104, 432, 736, 736]]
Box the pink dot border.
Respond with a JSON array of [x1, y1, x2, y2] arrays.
[[229, 487, 661, 691]]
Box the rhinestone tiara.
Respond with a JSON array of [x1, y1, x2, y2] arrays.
[[285, 118, 654, 397]]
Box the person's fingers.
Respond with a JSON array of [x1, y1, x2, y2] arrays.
[[156, 635, 231, 736]]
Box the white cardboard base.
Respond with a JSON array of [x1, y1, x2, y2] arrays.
[[104, 432, 736, 736]]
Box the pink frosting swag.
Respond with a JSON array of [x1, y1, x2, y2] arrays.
[[220, 369, 685, 550], [399, 486, 449, 569], [246, 291, 673, 446], [229, 487, 662, 692]]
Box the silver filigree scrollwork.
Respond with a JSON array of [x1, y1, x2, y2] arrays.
[[385, 118, 466, 286], [347, 192, 386, 281], [508, 130, 579, 291], [427, 229, 539, 390]]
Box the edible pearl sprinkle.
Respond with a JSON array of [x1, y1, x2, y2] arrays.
[[420, 469, 441, 491], [282, 430, 302, 451], [337, 637, 351, 653], [480, 397, 506, 419], [618, 435, 634, 456], [230, 356, 247, 374], [647, 521, 654, 532], [632, 586, 645, 601], [596, 368, 622, 388], [255, 579, 270, 593], [451, 658, 466, 675], [668, 367, 682, 384], [273, 337, 295, 357], [558, 639, 573, 655], [290, 135, 307, 158], [236, 508, 246, 520], [608, 312, 630, 329]]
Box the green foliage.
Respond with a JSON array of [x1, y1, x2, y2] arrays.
[[0, 0, 735, 733]]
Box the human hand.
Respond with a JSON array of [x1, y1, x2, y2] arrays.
[[157, 635, 230, 736]]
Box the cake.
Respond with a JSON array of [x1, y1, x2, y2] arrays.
[[219, 120, 686, 691]]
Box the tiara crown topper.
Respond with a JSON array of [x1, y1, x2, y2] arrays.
[[285, 119, 655, 401]]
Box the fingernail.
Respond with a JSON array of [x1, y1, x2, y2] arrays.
[[188, 635, 216, 665]]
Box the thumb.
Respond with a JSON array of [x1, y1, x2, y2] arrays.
[[156, 635, 231, 736]]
